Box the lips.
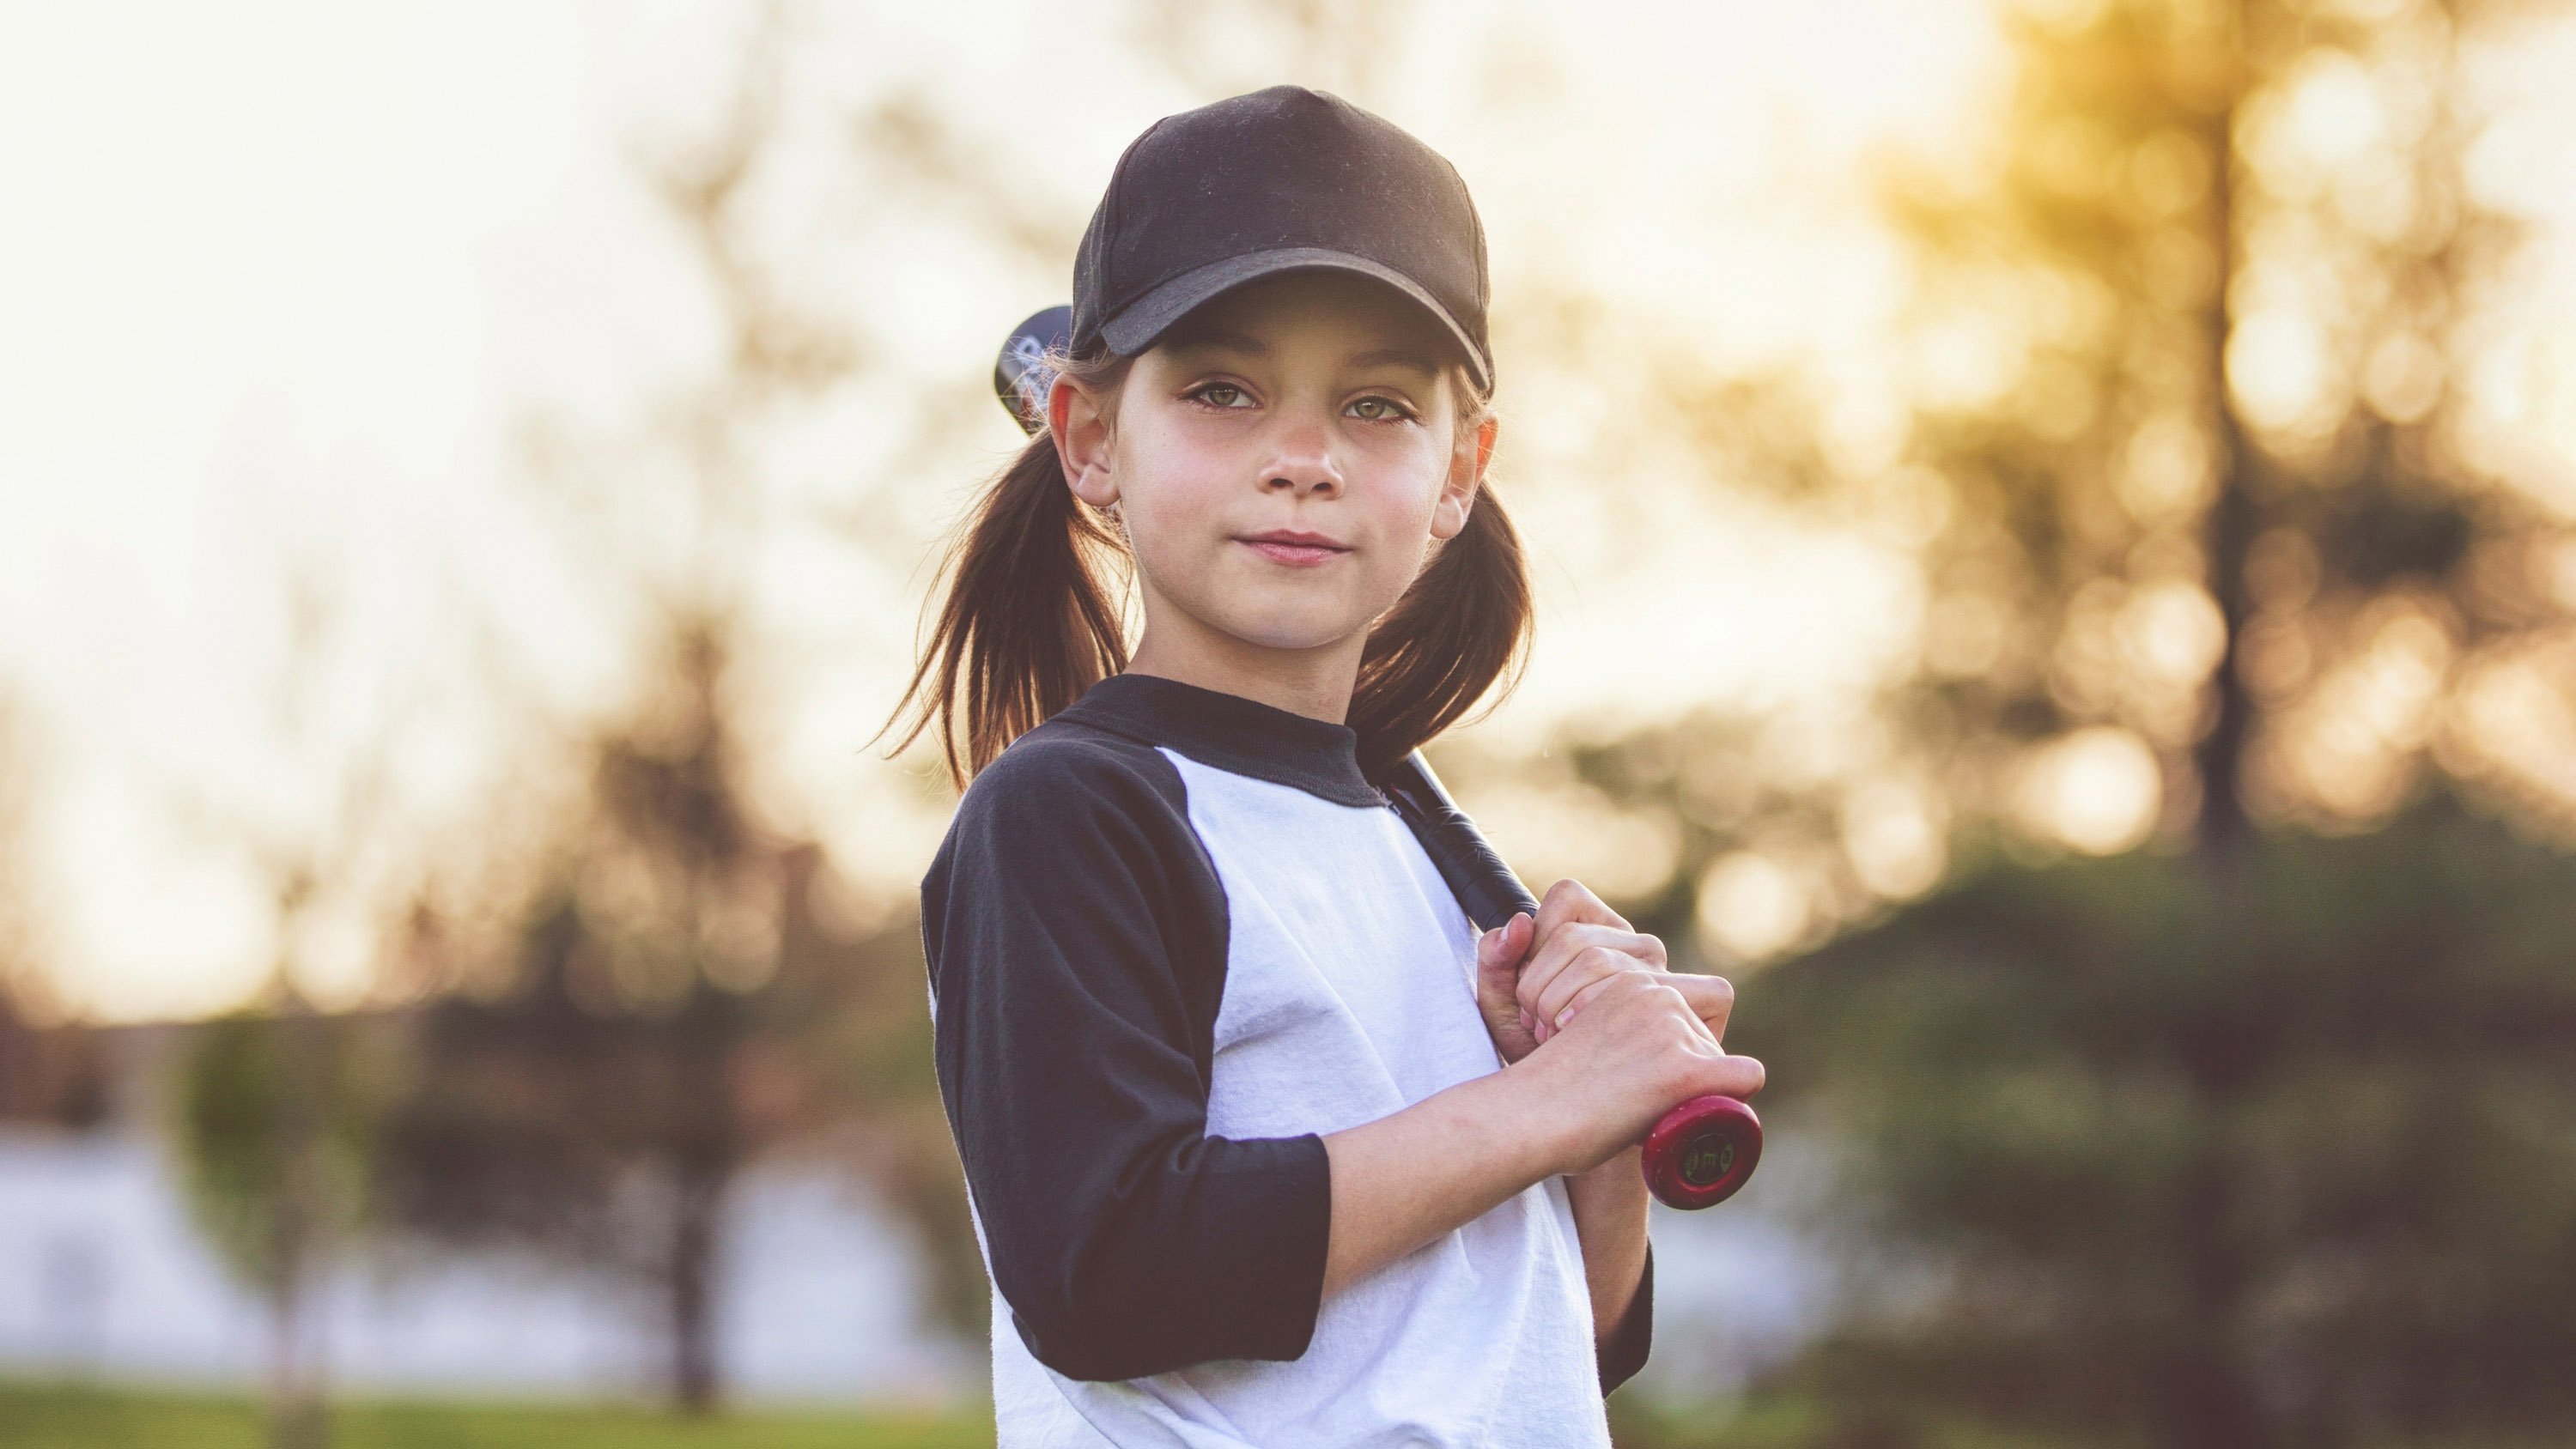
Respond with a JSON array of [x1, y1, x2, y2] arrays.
[[1238, 530, 1351, 567]]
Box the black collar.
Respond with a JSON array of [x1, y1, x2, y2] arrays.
[[1056, 674, 1384, 809]]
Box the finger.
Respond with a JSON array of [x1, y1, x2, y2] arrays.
[[1662, 973, 1735, 1042], [1551, 968, 1629, 1030], [1525, 880, 1628, 993], [1516, 922, 1660, 1022], [1484, 916, 1515, 998], [1528, 931, 1667, 1024], [1477, 912, 1536, 1040], [1534, 922, 1667, 973], [1528, 878, 1585, 955], [1530, 877, 1629, 957], [1692, 1052, 1765, 1100], [1475, 914, 1531, 993], [1535, 945, 1638, 1028], [1474, 918, 1546, 1064], [1512, 913, 1582, 1021]]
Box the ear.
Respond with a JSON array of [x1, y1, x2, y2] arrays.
[[1429, 413, 1498, 542], [1051, 373, 1119, 508]]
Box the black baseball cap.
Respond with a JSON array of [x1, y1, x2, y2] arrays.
[[1069, 86, 1493, 394]]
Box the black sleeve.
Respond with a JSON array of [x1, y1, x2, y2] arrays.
[[920, 729, 1332, 1382], [1596, 1245, 1654, 1394]]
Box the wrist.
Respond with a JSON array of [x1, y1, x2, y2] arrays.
[[1491, 1054, 1592, 1179], [1565, 1145, 1648, 1205]]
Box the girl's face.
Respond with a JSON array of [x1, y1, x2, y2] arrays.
[[1052, 271, 1493, 694]]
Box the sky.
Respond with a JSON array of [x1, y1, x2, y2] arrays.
[[6, 0, 2568, 1022]]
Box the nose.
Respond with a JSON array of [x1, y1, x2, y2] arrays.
[[1261, 412, 1343, 499]]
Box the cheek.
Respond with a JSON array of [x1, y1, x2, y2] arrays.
[[1358, 441, 1450, 537], [1118, 461, 1225, 546], [1110, 442, 1238, 585]]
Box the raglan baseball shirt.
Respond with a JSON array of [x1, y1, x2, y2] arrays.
[[920, 673, 1651, 1448]]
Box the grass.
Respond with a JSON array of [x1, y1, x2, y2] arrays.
[[0, 1380, 994, 1449], [1605, 1391, 2119, 1449]]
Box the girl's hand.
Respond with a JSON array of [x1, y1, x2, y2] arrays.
[[1504, 878, 1735, 1051], [1516, 970, 1766, 1175]]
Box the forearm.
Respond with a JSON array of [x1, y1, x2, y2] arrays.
[[1320, 1069, 1564, 1299], [1564, 1147, 1650, 1342]]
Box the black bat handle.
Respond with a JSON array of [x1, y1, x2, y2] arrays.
[[1381, 752, 1540, 930], [1381, 749, 1762, 1211]]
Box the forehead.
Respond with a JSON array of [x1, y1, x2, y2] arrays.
[[1156, 270, 1458, 371]]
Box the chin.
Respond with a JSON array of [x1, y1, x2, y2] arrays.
[[1217, 606, 1366, 654]]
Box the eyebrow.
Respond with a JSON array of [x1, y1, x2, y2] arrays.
[[1347, 348, 1442, 379], [1163, 330, 1442, 379], [1163, 328, 1269, 357]]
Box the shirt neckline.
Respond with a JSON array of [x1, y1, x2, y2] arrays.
[[1055, 673, 1386, 809]]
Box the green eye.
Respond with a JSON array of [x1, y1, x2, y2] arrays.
[[1196, 384, 1249, 408], [1350, 396, 1409, 421]]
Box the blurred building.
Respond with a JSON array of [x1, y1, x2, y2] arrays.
[[0, 1013, 1832, 1407], [0, 1019, 969, 1403]]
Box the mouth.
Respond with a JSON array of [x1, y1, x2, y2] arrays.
[[1236, 530, 1352, 567]]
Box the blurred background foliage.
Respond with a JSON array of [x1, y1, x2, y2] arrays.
[[6, 0, 2576, 1446], [1564, 2, 2576, 1446], [1723, 803, 2576, 1449]]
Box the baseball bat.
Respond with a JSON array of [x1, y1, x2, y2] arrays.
[[991, 307, 1760, 1210]]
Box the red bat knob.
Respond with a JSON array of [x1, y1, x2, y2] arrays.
[[1641, 1094, 1762, 1210]]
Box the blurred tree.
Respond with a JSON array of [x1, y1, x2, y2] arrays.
[[1734, 800, 2576, 1448], [389, 3, 1382, 1393], [347, 10, 1035, 1410], [1541, 0, 2576, 937], [0, 997, 107, 1130], [378, 619, 970, 1412], [0, 700, 110, 1131], [1878, 0, 2573, 853], [1530, 2, 2576, 1446], [164, 571, 404, 1449], [172, 1002, 387, 1449]]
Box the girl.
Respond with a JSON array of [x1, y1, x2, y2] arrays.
[[889, 86, 1762, 1447]]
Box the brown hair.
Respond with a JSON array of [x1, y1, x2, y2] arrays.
[[880, 357, 1532, 786]]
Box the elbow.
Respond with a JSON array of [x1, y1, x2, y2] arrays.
[[1002, 1261, 1320, 1382], [1011, 1300, 1297, 1384], [1014, 1327, 1165, 1384], [1010, 1289, 1139, 1381], [984, 1135, 1334, 1380]]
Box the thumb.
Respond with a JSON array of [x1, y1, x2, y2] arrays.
[[1474, 913, 1541, 1063], [1474, 913, 1533, 1007]]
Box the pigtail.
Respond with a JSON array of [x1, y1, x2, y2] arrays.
[[879, 423, 1131, 789], [1348, 477, 1534, 780]]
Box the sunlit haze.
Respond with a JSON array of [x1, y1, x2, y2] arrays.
[[6, 0, 2573, 1021]]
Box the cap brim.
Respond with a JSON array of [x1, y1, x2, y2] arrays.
[[1098, 246, 1492, 394]]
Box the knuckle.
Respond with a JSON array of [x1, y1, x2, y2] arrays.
[[1598, 973, 1653, 1009]]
